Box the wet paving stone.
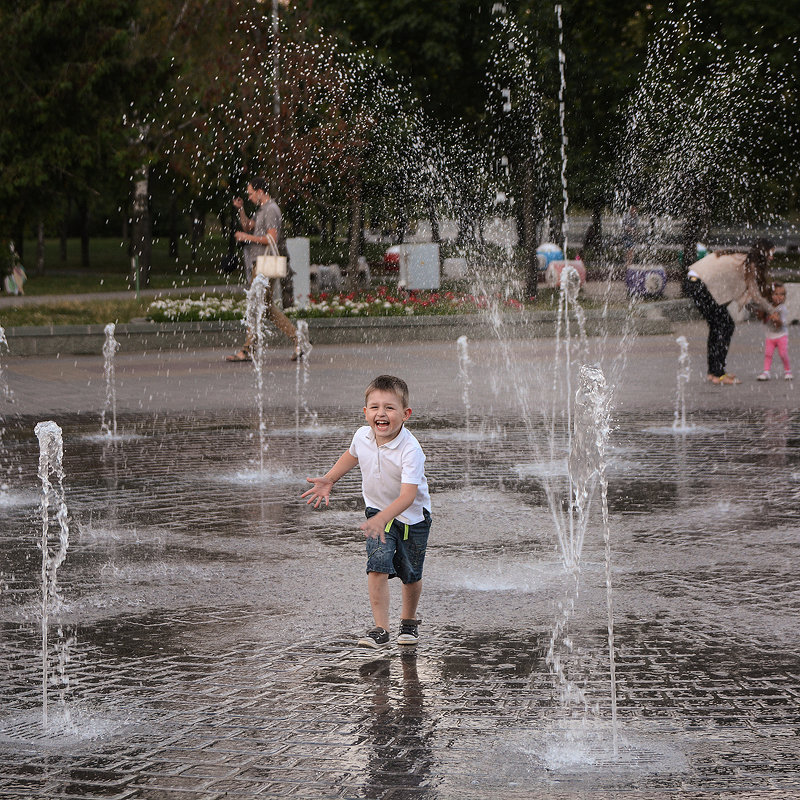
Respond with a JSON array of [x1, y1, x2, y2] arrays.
[[0, 398, 799, 799]]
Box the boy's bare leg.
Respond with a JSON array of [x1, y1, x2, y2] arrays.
[[367, 572, 390, 630], [400, 580, 422, 620]]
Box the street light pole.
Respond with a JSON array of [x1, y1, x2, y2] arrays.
[[272, 0, 280, 201]]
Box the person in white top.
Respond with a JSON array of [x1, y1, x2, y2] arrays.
[[302, 375, 432, 650], [683, 238, 776, 385], [757, 282, 792, 381], [225, 176, 300, 363]]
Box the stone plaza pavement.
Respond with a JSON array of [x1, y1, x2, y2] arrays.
[[0, 318, 799, 799]]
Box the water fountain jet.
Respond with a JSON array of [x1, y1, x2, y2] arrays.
[[100, 323, 120, 438], [294, 319, 317, 436], [245, 275, 273, 472], [0, 325, 11, 402], [34, 420, 70, 728], [672, 336, 692, 433], [457, 335, 472, 482]]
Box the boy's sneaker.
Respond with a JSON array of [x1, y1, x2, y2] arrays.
[[785, 372, 793, 381], [397, 618, 421, 646], [757, 372, 770, 381], [358, 627, 389, 649]]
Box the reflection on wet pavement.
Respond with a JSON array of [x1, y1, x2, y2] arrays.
[[0, 406, 799, 798]]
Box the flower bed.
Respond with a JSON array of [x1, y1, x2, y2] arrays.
[[146, 288, 527, 323], [147, 296, 247, 322]]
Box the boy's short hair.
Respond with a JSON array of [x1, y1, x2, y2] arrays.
[[248, 176, 269, 193], [365, 375, 409, 408]]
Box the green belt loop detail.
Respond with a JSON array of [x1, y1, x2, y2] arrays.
[[383, 519, 410, 540]]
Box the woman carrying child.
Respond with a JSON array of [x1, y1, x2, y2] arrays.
[[683, 238, 775, 385]]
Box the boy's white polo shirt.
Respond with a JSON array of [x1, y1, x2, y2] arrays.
[[349, 425, 430, 524]]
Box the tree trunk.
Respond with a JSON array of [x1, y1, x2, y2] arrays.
[[581, 206, 603, 268], [523, 159, 539, 299], [190, 200, 204, 265], [122, 201, 129, 244], [79, 199, 90, 268], [13, 221, 24, 262], [681, 205, 701, 274], [36, 219, 45, 275], [60, 195, 70, 263], [169, 192, 179, 259], [428, 203, 440, 244], [319, 207, 329, 244], [346, 177, 363, 294], [130, 165, 151, 286]]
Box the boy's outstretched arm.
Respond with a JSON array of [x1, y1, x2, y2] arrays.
[[360, 483, 418, 542], [302, 451, 358, 508]]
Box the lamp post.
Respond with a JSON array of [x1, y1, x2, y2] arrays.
[[271, 0, 280, 201], [255, 0, 281, 200]]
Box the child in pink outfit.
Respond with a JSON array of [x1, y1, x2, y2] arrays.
[[758, 283, 792, 381]]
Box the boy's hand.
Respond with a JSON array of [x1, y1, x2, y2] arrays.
[[360, 516, 387, 543], [302, 476, 334, 508]]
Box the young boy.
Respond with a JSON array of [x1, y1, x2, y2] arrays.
[[302, 375, 432, 649]]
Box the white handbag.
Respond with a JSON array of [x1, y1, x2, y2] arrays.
[[255, 235, 287, 278]]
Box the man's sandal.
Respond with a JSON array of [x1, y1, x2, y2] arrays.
[[710, 373, 740, 385], [225, 349, 252, 363]]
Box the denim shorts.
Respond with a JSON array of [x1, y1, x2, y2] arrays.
[[364, 507, 431, 584]]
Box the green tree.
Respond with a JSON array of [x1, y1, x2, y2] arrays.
[[615, 3, 797, 267], [122, 0, 242, 285], [0, 0, 137, 268], [308, 0, 492, 125]]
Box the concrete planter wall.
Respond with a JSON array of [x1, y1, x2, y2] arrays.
[[4, 320, 245, 357], [3, 304, 687, 357]]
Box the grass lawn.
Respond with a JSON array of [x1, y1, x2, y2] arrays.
[[0, 300, 150, 328], [13, 236, 235, 296]]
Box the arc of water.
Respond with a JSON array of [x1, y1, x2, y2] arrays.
[[548, 265, 589, 568], [574, 365, 618, 754], [100, 323, 120, 437], [34, 421, 70, 728], [547, 365, 618, 752]]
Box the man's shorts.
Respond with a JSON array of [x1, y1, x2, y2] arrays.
[[364, 507, 431, 584]]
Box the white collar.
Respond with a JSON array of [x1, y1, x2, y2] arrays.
[[366, 425, 407, 449]]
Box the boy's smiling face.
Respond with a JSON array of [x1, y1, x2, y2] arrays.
[[364, 388, 411, 445]]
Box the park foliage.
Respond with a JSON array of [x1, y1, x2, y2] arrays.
[[1, 0, 798, 285]]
